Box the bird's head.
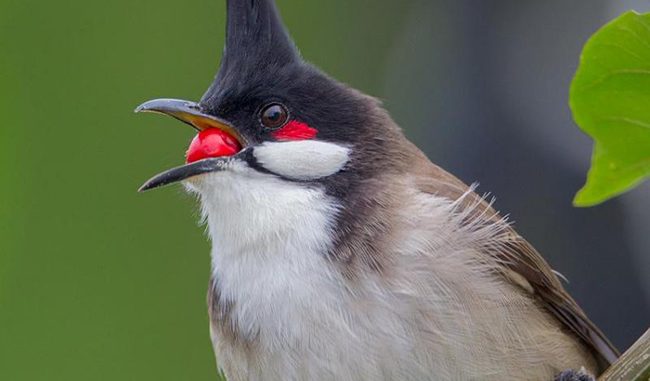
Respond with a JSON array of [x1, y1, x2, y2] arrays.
[[137, 0, 409, 204]]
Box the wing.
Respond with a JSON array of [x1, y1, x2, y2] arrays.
[[409, 152, 620, 371]]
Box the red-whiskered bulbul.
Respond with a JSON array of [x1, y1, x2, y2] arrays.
[[135, 1, 619, 380]]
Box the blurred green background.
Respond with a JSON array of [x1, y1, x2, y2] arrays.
[[1, 0, 648, 380]]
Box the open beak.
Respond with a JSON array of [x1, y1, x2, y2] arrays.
[[135, 98, 246, 192], [137, 154, 246, 192]]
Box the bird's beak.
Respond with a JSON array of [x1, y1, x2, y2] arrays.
[[135, 98, 245, 142], [137, 155, 245, 192], [135, 98, 246, 192]]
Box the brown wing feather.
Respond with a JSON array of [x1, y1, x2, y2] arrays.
[[507, 239, 620, 369], [407, 147, 619, 371]]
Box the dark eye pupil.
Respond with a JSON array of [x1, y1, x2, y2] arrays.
[[267, 110, 280, 121], [261, 104, 288, 129]]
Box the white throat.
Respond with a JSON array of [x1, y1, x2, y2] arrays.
[[186, 166, 344, 345]]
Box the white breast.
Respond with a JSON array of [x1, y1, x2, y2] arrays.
[[186, 165, 358, 379]]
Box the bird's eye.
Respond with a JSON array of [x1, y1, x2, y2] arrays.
[[260, 103, 289, 130]]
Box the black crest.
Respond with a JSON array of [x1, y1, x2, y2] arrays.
[[202, 0, 302, 105]]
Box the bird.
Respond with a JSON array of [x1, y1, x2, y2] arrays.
[[135, 1, 619, 380]]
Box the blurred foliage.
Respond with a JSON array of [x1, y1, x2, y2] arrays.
[[571, 11, 650, 207], [0, 0, 407, 379]]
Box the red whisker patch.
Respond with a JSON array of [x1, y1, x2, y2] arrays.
[[272, 120, 318, 141]]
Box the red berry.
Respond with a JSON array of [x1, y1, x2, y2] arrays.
[[186, 128, 242, 164]]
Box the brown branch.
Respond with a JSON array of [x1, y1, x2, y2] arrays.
[[599, 328, 650, 381]]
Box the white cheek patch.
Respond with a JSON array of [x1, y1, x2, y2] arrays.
[[253, 140, 351, 180]]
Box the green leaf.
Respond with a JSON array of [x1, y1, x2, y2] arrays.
[[570, 11, 650, 207]]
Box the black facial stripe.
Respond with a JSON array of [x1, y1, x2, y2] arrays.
[[243, 148, 298, 183]]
